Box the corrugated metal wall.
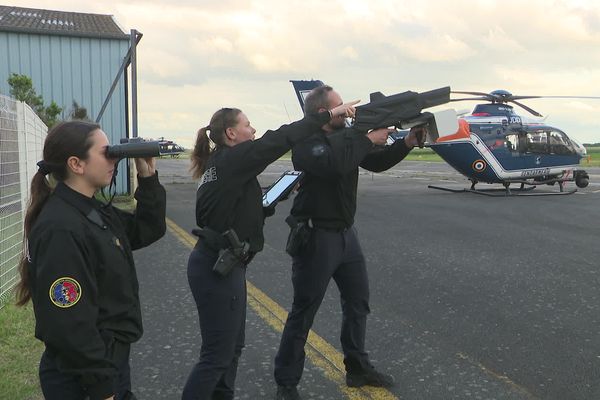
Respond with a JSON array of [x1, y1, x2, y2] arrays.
[[0, 32, 130, 192]]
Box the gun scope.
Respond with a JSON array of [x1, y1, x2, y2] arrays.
[[106, 137, 161, 159]]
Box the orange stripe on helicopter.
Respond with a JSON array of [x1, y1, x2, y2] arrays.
[[436, 118, 470, 142]]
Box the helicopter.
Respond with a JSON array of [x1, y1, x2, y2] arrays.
[[157, 137, 185, 158], [289, 81, 598, 196], [426, 89, 599, 196]]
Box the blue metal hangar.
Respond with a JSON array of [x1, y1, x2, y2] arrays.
[[0, 5, 140, 193]]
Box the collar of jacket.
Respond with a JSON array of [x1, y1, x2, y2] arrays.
[[53, 182, 107, 229]]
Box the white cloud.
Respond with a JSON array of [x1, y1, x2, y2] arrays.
[[4, 0, 600, 143], [143, 48, 191, 79], [479, 26, 525, 53], [394, 34, 474, 62], [340, 46, 359, 60]]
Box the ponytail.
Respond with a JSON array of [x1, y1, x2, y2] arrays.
[[14, 171, 53, 306], [189, 107, 242, 180], [190, 127, 212, 179]]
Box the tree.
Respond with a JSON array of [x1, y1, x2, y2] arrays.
[[70, 100, 90, 121], [7, 73, 62, 128], [44, 101, 63, 128]]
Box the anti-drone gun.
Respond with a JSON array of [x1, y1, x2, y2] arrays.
[[353, 86, 455, 147]]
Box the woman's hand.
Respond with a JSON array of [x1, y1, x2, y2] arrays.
[[134, 157, 156, 178]]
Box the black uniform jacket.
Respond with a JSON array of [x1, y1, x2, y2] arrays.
[[291, 128, 411, 230], [195, 112, 330, 253], [27, 173, 166, 399]]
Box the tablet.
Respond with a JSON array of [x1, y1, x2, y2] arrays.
[[262, 171, 304, 208]]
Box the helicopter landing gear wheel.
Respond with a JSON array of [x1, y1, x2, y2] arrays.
[[575, 171, 589, 188]]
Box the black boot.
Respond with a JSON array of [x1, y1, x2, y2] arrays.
[[275, 385, 302, 400], [346, 366, 394, 388]]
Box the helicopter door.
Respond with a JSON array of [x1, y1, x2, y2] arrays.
[[505, 133, 527, 153]]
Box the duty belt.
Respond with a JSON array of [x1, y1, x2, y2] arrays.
[[192, 227, 255, 265], [192, 228, 228, 251]]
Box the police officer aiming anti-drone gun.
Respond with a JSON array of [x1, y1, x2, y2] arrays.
[[285, 85, 456, 258], [352, 86, 455, 147]]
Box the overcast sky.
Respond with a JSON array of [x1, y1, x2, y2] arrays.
[[6, 0, 600, 146]]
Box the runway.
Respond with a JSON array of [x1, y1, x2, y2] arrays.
[[130, 158, 600, 399]]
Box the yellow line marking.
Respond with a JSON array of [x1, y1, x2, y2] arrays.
[[166, 217, 399, 400], [456, 353, 539, 399]]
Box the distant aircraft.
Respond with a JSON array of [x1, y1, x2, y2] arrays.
[[157, 137, 185, 158]]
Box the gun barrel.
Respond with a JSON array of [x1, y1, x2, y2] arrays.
[[418, 86, 451, 109], [353, 86, 451, 131]]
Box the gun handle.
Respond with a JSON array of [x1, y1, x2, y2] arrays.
[[416, 126, 427, 148], [224, 229, 242, 248]]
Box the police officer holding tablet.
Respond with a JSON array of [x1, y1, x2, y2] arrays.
[[182, 102, 358, 400], [14, 120, 166, 400]]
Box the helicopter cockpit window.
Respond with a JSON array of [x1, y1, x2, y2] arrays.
[[505, 134, 519, 152], [512, 130, 577, 155], [526, 131, 548, 154], [549, 130, 576, 155]]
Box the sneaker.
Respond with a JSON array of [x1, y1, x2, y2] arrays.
[[275, 385, 302, 400], [346, 367, 395, 388]]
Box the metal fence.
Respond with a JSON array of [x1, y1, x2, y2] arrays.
[[0, 94, 47, 308]]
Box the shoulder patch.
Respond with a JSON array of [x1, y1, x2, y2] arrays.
[[49, 277, 82, 308]]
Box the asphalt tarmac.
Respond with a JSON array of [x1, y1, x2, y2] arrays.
[[130, 158, 600, 400]]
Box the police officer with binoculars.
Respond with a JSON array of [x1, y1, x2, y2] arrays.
[[15, 121, 166, 400]]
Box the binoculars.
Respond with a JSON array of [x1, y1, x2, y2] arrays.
[[106, 137, 161, 159]]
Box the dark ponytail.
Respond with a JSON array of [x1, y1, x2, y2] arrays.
[[190, 107, 241, 179], [15, 121, 100, 306]]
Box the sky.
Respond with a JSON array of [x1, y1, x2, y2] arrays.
[[5, 0, 600, 146]]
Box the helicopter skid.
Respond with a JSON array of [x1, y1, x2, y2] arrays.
[[428, 183, 576, 196]]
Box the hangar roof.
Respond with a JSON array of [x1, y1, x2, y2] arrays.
[[0, 5, 129, 40]]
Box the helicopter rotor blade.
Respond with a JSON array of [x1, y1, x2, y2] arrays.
[[512, 95, 600, 100], [508, 96, 542, 101], [509, 99, 543, 117], [449, 97, 490, 102], [451, 91, 492, 97]]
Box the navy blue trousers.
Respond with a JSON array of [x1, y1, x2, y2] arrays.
[[39, 341, 134, 400], [274, 226, 371, 386], [182, 243, 246, 400]]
